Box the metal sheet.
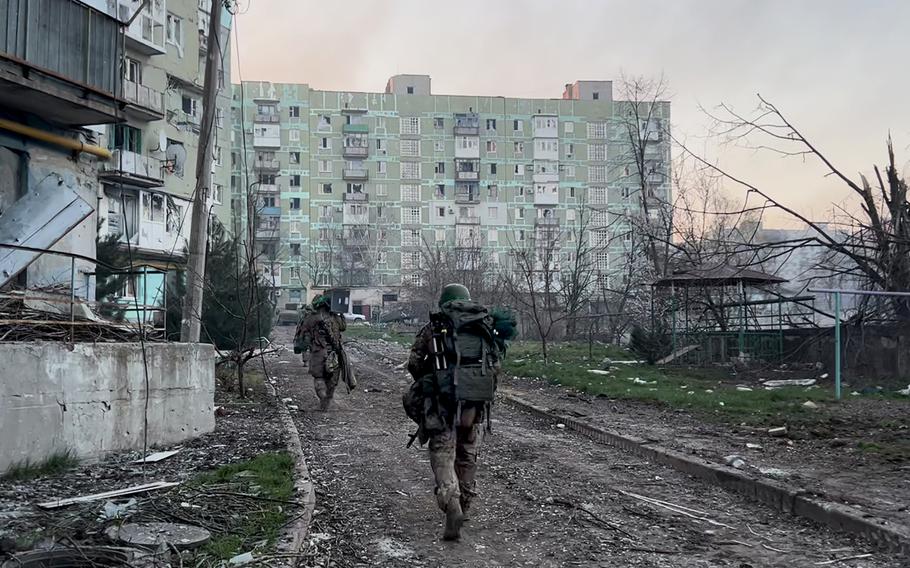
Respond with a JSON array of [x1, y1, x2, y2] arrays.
[[0, 179, 94, 287]]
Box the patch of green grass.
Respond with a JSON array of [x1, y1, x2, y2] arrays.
[[195, 452, 295, 560], [343, 323, 416, 347], [3, 450, 79, 481], [857, 440, 910, 461], [505, 343, 837, 426]]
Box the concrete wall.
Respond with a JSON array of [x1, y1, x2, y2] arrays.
[[0, 342, 215, 472]]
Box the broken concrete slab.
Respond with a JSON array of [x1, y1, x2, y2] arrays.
[[105, 522, 211, 550]]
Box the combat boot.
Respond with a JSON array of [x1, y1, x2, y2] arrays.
[[460, 495, 472, 521], [442, 497, 464, 541]]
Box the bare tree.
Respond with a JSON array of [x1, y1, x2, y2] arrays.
[[687, 96, 910, 320]]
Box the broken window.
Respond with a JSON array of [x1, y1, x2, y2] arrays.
[[142, 192, 165, 223], [166, 197, 183, 233]]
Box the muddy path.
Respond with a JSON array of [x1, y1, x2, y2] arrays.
[[267, 328, 903, 567]]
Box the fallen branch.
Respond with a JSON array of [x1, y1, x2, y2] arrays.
[[620, 490, 736, 530], [552, 497, 635, 539], [815, 553, 873, 565]]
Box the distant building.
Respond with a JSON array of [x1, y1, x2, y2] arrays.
[[231, 76, 671, 317]]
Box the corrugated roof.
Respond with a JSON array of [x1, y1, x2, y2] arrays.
[[653, 265, 787, 288]]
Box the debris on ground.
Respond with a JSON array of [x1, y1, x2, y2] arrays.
[[132, 450, 180, 464], [763, 378, 817, 388], [803, 401, 820, 410], [724, 455, 746, 469], [37, 481, 180, 509], [768, 426, 788, 437], [105, 521, 211, 550]]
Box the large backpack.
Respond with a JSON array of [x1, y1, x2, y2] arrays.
[[430, 300, 500, 403]]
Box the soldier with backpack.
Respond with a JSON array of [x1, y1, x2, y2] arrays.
[[403, 284, 516, 541], [297, 294, 356, 410]]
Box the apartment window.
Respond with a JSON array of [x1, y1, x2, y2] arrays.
[[435, 229, 446, 242], [434, 117, 444, 129], [595, 251, 609, 271], [436, 206, 447, 218], [515, 208, 524, 220], [513, 142, 524, 156], [289, 106, 300, 118], [113, 124, 142, 153], [378, 161, 387, 174], [587, 122, 607, 139], [318, 115, 332, 131], [259, 173, 277, 185], [260, 196, 276, 208], [318, 160, 332, 174], [486, 140, 497, 154], [403, 207, 421, 224], [590, 187, 608, 205], [406, 86, 415, 94], [375, 183, 387, 196], [434, 140, 445, 153], [124, 57, 142, 83], [319, 205, 332, 219], [290, 197, 301, 210], [401, 139, 420, 157], [212, 184, 223, 204], [566, 143, 575, 158], [513, 164, 523, 176], [215, 108, 224, 128], [516, 229, 525, 242], [565, 165, 576, 178], [435, 162, 445, 175], [319, 136, 329, 148], [376, 138, 385, 152], [590, 165, 607, 183], [401, 117, 420, 135], [214, 145, 222, 165], [401, 162, 421, 180], [435, 184, 446, 198], [486, 119, 497, 131], [402, 229, 420, 248], [488, 229, 498, 242], [346, 182, 364, 194], [166, 13, 183, 48], [621, 187, 632, 199], [517, 185, 525, 196], [488, 206, 498, 217], [290, 174, 301, 187], [457, 136, 479, 152], [566, 209, 576, 222], [322, 183, 333, 194], [489, 163, 497, 175], [588, 143, 607, 161], [487, 185, 498, 199], [290, 244, 301, 257], [290, 151, 300, 164], [569, 186, 577, 198], [401, 184, 420, 202], [181, 95, 198, 117], [565, 122, 574, 134]]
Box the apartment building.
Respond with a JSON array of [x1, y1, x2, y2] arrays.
[[0, 0, 123, 296], [83, 0, 233, 321], [231, 76, 670, 317]]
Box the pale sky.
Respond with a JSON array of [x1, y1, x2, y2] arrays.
[[231, 0, 910, 227]]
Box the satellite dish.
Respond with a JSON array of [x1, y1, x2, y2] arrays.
[[165, 143, 187, 177]]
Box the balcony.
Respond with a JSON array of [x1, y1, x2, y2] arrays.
[[255, 113, 280, 123], [343, 168, 369, 181], [533, 115, 559, 138], [256, 225, 280, 240], [343, 207, 369, 225], [535, 216, 560, 226], [343, 192, 369, 202], [116, 0, 167, 56], [454, 113, 479, 136], [0, 0, 122, 126], [455, 215, 481, 225], [258, 183, 280, 193], [342, 123, 369, 134], [455, 170, 479, 182], [534, 185, 559, 205], [455, 190, 480, 204], [122, 79, 165, 120], [100, 150, 163, 187], [343, 145, 369, 159], [255, 158, 280, 170]]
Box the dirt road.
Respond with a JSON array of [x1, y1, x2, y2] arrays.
[[268, 327, 902, 567]]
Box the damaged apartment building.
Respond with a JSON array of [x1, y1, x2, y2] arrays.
[[0, 0, 223, 472]]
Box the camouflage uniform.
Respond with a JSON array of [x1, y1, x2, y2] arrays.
[[408, 320, 498, 527], [298, 307, 346, 410]]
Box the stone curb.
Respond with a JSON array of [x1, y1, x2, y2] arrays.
[[500, 389, 910, 554], [266, 381, 316, 564]]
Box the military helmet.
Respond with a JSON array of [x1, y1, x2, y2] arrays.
[[312, 294, 331, 310], [438, 283, 471, 308]]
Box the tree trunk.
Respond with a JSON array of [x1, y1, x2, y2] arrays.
[[237, 361, 246, 399]]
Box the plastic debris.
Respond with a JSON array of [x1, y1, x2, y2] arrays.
[[803, 400, 819, 410], [763, 379, 816, 388], [768, 426, 788, 437], [724, 455, 745, 469]]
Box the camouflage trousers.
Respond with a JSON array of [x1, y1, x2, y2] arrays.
[[429, 405, 483, 514], [309, 348, 340, 410]]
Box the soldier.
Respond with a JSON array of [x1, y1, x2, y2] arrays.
[[294, 303, 317, 366], [404, 284, 515, 541], [297, 294, 349, 410]]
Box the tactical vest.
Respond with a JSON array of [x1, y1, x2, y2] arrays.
[[429, 300, 499, 403]]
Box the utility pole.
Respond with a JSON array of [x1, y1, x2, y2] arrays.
[[181, 0, 223, 342]]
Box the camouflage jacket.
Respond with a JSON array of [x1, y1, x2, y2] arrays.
[[296, 310, 346, 353], [406, 312, 504, 382]]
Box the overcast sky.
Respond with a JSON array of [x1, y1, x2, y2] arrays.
[[231, 0, 910, 227]]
